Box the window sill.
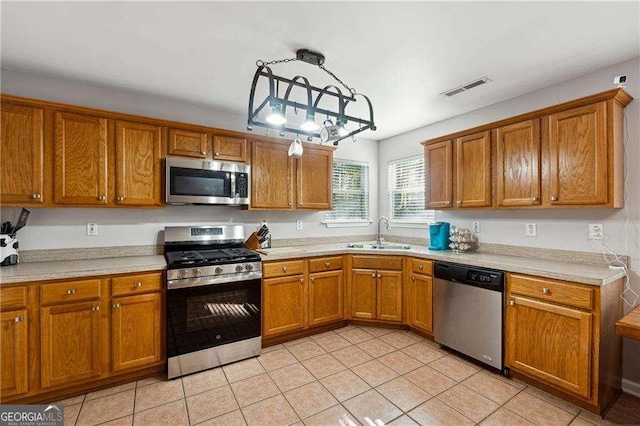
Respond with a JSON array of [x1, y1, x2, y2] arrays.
[[389, 221, 433, 229], [322, 220, 373, 228]]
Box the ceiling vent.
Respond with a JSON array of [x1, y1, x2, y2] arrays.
[[440, 77, 492, 97]]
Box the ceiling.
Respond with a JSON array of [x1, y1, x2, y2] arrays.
[[1, 2, 639, 140]]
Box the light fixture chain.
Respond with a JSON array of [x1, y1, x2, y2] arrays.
[[256, 57, 297, 67], [319, 64, 356, 95]]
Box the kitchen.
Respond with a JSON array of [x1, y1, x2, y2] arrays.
[[1, 1, 639, 425]]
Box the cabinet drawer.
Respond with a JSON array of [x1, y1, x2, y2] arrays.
[[352, 256, 403, 271], [508, 274, 593, 310], [309, 256, 343, 273], [41, 279, 101, 305], [112, 272, 163, 296], [0, 286, 27, 310], [263, 260, 305, 278], [411, 259, 433, 275]]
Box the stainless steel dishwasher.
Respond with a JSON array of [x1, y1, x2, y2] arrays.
[[433, 261, 506, 371]]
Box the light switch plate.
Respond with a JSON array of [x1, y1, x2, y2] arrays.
[[525, 223, 537, 237], [296, 220, 303, 231]]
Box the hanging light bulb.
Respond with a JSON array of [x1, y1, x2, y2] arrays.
[[266, 104, 286, 125], [337, 118, 348, 137], [300, 112, 319, 132]]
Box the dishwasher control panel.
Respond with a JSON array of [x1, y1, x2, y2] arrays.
[[433, 261, 504, 291]]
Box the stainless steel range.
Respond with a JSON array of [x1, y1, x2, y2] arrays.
[[164, 225, 262, 379]]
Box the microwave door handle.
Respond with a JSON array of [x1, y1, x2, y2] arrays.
[[230, 172, 236, 198]]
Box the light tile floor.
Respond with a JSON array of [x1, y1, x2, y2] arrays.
[[55, 325, 640, 426]]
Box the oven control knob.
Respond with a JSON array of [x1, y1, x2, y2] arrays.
[[215, 267, 223, 275], [236, 265, 244, 272], [194, 268, 201, 276], [245, 264, 254, 271], [179, 270, 187, 278]]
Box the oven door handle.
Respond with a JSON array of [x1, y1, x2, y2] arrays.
[[167, 271, 263, 290]]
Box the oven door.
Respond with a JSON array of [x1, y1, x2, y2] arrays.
[[166, 278, 261, 359]]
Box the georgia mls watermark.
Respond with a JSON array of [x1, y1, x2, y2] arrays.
[[0, 405, 63, 426]]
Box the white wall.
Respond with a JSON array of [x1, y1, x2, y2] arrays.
[[0, 69, 379, 247], [379, 57, 640, 383]]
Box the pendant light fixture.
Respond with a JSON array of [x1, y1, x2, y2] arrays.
[[247, 49, 375, 146]]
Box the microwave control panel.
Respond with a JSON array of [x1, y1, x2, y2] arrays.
[[236, 173, 248, 198]]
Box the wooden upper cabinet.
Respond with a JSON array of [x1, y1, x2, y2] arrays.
[[115, 121, 162, 206], [250, 140, 295, 209], [0, 104, 44, 205], [496, 119, 541, 207], [455, 131, 491, 208], [213, 135, 247, 162], [548, 102, 607, 205], [424, 140, 453, 208], [297, 145, 332, 210], [54, 112, 108, 205], [0, 309, 28, 397], [168, 128, 207, 158]]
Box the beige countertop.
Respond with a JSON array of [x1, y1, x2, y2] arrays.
[[257, 242, 625, 286], [0, 243, 624, 287], [0, 255, 167, 285]]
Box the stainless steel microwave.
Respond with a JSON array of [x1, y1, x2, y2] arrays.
[[165, 157, 250, 205]]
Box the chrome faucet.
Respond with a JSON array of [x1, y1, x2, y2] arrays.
[[376, 216, 390, 247]]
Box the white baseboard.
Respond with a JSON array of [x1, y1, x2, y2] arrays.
[[622, 378, 640, 398]]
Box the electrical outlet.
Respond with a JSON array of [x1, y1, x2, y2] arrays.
[[296, 220, 303, 231], [589, 224, 604, 240], [472, 222, 480, 233], [525, 223, 537, 237], [87, 223, 98, 236]]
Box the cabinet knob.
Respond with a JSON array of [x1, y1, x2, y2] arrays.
[[542, 288, 550, 295], [372, 273, 376, 278], [445, 201, 451, 205], [411, 276, 415, 281], [300, 278, 304, 284], [201, 151, 207, 156], [531, 196, 538, 202], [133, 282, 142, 288], [113, 303, 120, 309], [310, 277, 315, 282], [14, 316, 23, 323], [282, 266, 287, 272], [509, 300, 515, 306], [457, 200, 462, 205], [377, 274, 382, 278], [215, 152, 220, 156], [288, 202, 292, 206], [418, 265, 423, 270], [67, 289, 76, 295], [98, 195, 106, 201], [551, 196, 558, 201], [117, 196, 125, 202], [92, 306, 100, 312], [325, 262, 330, 267], [32, 193, 41, 199]]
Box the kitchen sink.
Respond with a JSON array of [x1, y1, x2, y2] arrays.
[[346, 243, 412, 250]]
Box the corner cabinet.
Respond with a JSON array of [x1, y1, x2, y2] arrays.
[[423, 89, 632, 210], [350, 255, 403, 322], [250, 139, 334, 210], [505, 273, 623, 414]]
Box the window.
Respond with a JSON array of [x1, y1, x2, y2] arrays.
[[388, 155, 434, 223], [325, 159, 369, 223]]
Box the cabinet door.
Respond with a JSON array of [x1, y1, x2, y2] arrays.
[[548, 103, 607, 205], [168, 128, 207, 158], [309, 270, 343, 327], [41, 301, 102, 388], [377, 270, 403, 322], [54, 112, 108, 205], [496, 120, 541, 207], [263, 275, 306, 337], [213, 135, 247, 162], [410, 274, 432, 333], [0, 104, 44, 204], [115, 121, 162, 206], [455, 131, 491, 207], [296, 146, 332, 210], [351, 269, 376, 320], [0, 310, 28, 397], [251, 140, 295, 209], [424, 141, 453, 208], [506, 295, 592, 399], [112, 293, 162, 372]]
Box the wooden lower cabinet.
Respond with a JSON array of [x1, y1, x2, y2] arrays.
[[409, 273, 433, 333], [506, 273, 623, 414], [112, 293, 162, 372], [263, 274, 307, 337], [0, 309, 29, 397], [41, 301, 102, 388], [377, 271, 403, 322], [351, 269, 376, 320], [308, 270, 343, 326], [350, 267, 402, 322]]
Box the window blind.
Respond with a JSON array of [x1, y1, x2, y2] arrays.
[[388, 156, 435, 222], [325, 160, 369, 221]]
